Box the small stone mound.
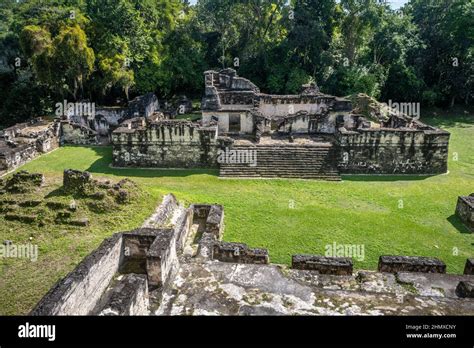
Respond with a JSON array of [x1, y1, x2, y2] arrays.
[[63, 169, 92, 194], [349, 93, 393, 123], [62, 169, 138, 206], [3, 171, 44, 193]]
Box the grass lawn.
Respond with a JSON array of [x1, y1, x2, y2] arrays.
[[0, 112, 473, 314]]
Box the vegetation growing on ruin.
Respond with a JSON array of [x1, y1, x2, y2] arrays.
[[0, 110, 472, 314]]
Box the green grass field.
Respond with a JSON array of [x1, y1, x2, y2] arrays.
[[0, 112, 473, 314]]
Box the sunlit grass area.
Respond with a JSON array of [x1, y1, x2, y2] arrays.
[[0, 113, 473, 314]]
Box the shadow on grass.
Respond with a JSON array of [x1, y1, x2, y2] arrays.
[[447, 214, 471, 234], [341, 174, 436, 182], [44, 187, 67, 198], [84, 146, 219, 178], [421, 110, 474, 129]]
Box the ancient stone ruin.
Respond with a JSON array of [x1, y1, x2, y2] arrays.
[[112, 69, 450, 180], [0, 169, 137, 227], [112, 120, 219, 168], [31, 194, 474, 316], [60, 93, 161, 145], [0, 118, 59, 175], [456, 194, 474, 232]]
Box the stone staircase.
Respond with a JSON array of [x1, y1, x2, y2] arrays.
[[219, 143, 341, 180]]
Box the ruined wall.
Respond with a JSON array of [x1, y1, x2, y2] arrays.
[[465, 259, 474, 275], [291, 255, 353, 275], [60, 121, 99, 145], [0, 119, 59, 174], [258, 95, 332, 118], [337, 127, 450, 174], [63, 93, 160, 143], [112, 121, 219, 168], [31, 233, 124, 315], [455, 195, 474, 232], [212, 242, 269, 264], [0, 144, 38, 172], [146, 231, 176, 288], [378, 255, 447, 273]]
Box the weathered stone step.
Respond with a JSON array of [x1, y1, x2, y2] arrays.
[[219, 143, 341, 180]]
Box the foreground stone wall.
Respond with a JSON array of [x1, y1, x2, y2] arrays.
[[112, 120, 219, 168], [337, 127, 450, 174], [31, 233, 124, 315]]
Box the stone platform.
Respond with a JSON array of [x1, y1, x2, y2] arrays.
[[157, 259, 474, 316]]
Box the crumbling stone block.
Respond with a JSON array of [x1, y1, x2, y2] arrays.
[[212, 242, 269, 264], [5, 213, 38, 223], [4, 171, 44, 193], [69, 218, 89, 227], [63, 169, 92, 194], [146, 231, 175, 287], [291, 255, 353, 275], [46, 201, 70, 210], [464, 259, 474, 275], [205, 205, 224, 238], [378, 255, 446, 273], [18, 199, 42, 207], [455, 194, 474, 232], [455, 281, 474, 298]]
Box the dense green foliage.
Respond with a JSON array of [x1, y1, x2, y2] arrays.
[[0, 0, 472, 126]]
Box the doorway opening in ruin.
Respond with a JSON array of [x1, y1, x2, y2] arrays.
[[228, 114, 241, 133]]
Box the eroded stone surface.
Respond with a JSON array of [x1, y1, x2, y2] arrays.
[[157, 259, 474, 316]]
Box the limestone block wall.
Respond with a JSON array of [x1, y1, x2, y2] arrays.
[[291, 255, 353, 275], [173, 207, 193, 252], [258, 95, 331, 118], [0, 144, 38, 172], [455, 195, 474, 232], [31, 233, 124, 315], [112, 121, 219, 168], [142, 193, 179, 228], [206, 205, 224, 239], [378, 255, 447, 273], [212, 242, 269, 264], [337, 127, 450, 174], [146, 232, 176, 287], [0, 120, 60, 174]]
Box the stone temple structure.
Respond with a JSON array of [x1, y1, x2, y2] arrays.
[[112, 69, 450, 180]]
